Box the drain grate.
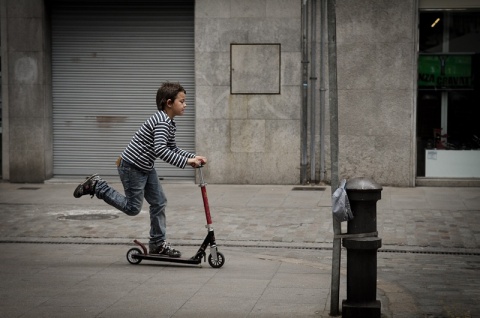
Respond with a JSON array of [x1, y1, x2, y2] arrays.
[[379, 248, 480, 256], [0, 240, 478, 256], [18, 187, 40, 190], [58, 214, 119, 221], [292, 187, 326, 191]]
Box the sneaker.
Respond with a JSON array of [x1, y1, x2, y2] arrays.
[[73, 174, 101, 198], [149, 241, 182, 258]]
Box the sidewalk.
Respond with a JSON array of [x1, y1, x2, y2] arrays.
[[0, 180, 479, 317]]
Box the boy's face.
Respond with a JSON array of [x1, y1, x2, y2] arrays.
[[167, 92, 186, 118]]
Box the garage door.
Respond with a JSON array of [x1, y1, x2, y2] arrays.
[[51, 0, 195, 180]]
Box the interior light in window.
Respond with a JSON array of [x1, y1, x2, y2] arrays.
[[431, 18, 440, 28]]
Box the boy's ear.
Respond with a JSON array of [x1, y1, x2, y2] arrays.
[[166, 99, 172, 107]]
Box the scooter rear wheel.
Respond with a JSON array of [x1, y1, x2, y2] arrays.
[[126, 247, 143, 265], [208, 252, 225, 268]]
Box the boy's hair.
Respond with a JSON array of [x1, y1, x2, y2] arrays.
[[156, 82, 186, 111]]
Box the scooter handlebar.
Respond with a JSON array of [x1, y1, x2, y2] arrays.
[[197, 159, 206, 168]]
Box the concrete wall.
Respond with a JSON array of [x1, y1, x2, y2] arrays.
[[0, 0, 418, 186], [1, 0, 52, 182], [194, 0, 303, 184], [333, 0, 417, 187], [194, 0, 417, 186]]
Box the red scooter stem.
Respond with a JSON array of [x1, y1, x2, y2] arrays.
[[201, 185, 212, 225], [198, 164, 212, 226]]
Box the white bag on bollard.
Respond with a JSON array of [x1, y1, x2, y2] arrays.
[[332, 179, 354, 222]]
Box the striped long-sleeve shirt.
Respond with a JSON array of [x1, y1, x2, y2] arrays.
[[121, 110, 195, 171]]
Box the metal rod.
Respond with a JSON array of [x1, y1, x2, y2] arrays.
[[319, 0, 326, 182], [327, 0, 341, 315], [301, 0, 309, 184], [310, 0, 317, 182]]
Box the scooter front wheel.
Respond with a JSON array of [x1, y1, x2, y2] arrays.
[[208, 252, 225, 268], [126, 247, 143, 265]]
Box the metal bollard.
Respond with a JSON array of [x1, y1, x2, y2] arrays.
[[342, 177, 382, 318]]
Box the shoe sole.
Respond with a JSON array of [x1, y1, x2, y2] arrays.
[[73, 174, 99, 198]]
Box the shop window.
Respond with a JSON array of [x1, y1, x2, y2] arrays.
[[417, 10, 480, 178]]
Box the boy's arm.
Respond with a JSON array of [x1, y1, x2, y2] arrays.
[[154, 122, 195, 168]]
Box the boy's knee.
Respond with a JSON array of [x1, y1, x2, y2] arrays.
[[125, 206, 142, 216]]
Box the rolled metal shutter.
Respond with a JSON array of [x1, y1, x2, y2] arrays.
[[51, 0, 195, 179]]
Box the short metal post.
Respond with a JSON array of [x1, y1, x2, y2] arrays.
[[342, 177, 382, 318]]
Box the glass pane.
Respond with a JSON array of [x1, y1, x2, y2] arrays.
[[419, 12, 444, 53], [416, 91, 442, 176], [449, 11, 480, 53], [447, 91, 480, 150]]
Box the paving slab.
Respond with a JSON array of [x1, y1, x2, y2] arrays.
[[0, 181, 479, 317]]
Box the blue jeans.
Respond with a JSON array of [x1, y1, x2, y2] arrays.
[[95, 159, 167, 244]]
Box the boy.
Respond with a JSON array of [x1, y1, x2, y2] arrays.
[[73, 82, 206, 257]]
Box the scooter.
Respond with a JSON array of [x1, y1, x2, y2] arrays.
[[126, 163, 225, 268]]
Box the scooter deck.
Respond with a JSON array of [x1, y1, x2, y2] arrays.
[[132, 253, 202, 265]]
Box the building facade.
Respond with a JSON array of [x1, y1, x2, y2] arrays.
[[1, 0, 479, 186]]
